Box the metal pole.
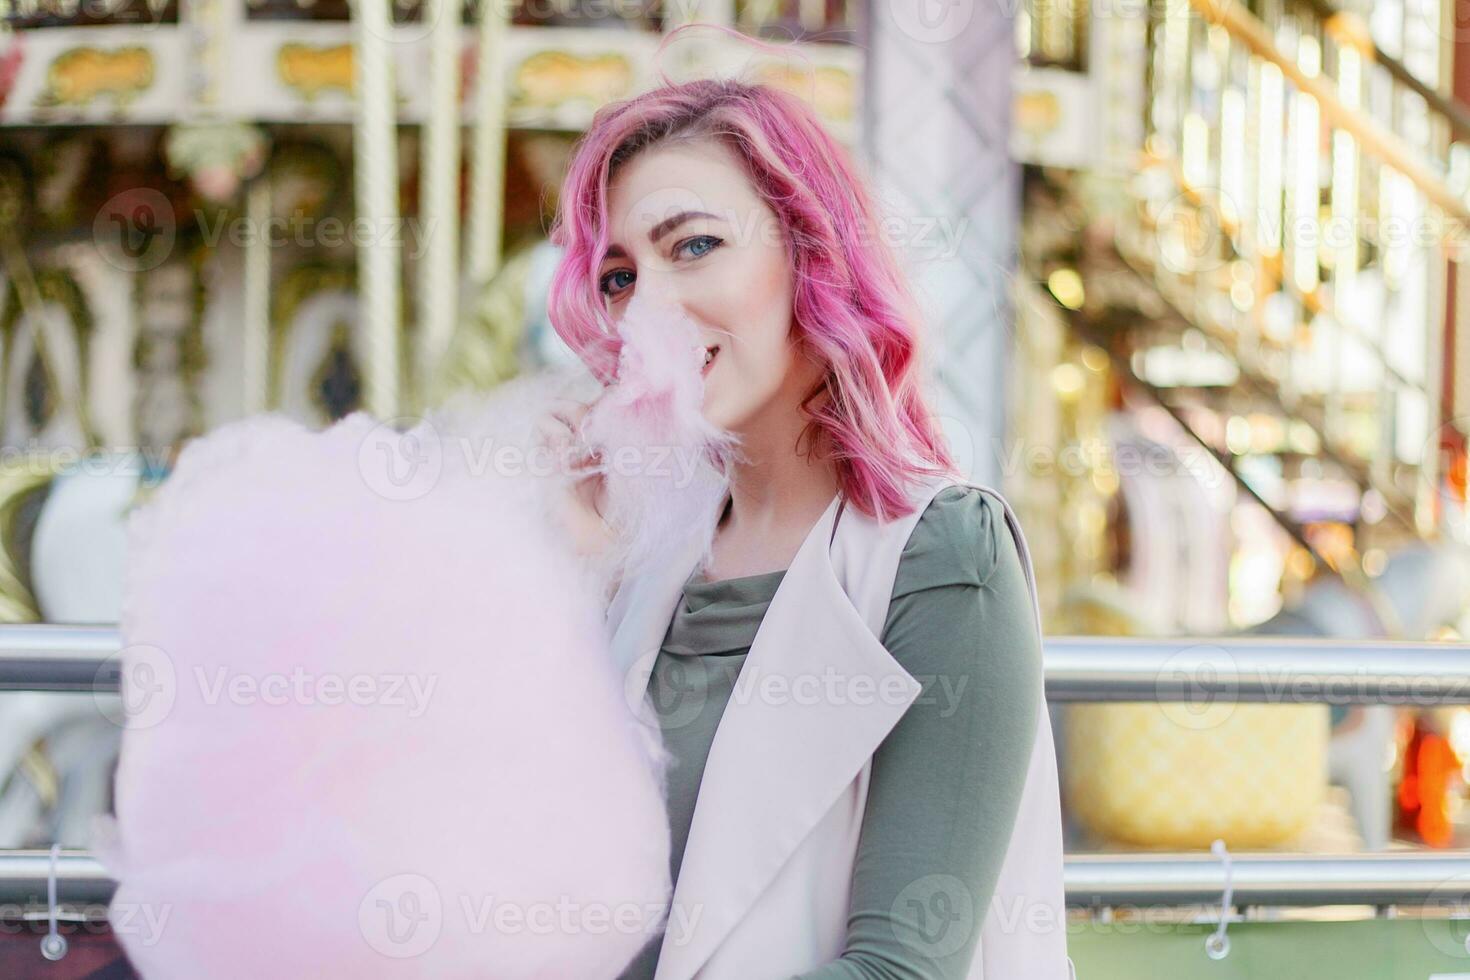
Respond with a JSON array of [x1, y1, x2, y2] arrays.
[[15, 627, 1467, 702], [1066, 851, 1470, 908], [1044, 635, 1470, 704], [464, 0, 510, 284], [347, 0, 404, 419], [415, 0, 463, 401], [5, 851, 1469, 912]]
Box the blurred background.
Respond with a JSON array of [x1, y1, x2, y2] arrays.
[[0, 0, 1469, 974]]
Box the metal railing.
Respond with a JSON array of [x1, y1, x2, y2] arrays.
[[1045, 635, 1470, 704], [0, 624, 121, 692], [1, 849, 1469, 913], [0, 625, 1467, 912], [4, 625, 1466, 703], [1068, 851, 1470, 908]]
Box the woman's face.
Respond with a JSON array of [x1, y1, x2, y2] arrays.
[[599, 138, 820, 438]]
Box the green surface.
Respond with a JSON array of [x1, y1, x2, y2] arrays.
[[1069, 918, 1470, 978]]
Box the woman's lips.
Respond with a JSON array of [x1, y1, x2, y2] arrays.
[[701, 345, 720, 377]]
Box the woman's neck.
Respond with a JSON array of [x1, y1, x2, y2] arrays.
[[722, 448, 838, 531], [702, 431, 839, 580], [699, 368, 839, 578]]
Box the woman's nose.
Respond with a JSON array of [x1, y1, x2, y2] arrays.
[[632, 271, 683, 312]]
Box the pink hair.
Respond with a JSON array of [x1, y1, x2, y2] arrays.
[[547, 37, 958, 521]]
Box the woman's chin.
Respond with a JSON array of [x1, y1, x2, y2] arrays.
[[700, 387, 754, 439], [698, 391, 726, 430], [700, 405, 729, 432]]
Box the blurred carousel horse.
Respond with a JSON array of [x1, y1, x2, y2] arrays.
[[0, 450, 147, 847], [422, 238, 577, 406]]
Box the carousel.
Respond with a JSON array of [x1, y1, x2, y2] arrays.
[[0, 0, 860, 842]]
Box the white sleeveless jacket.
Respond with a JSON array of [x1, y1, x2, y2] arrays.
[[605, 472, 1075, 979]]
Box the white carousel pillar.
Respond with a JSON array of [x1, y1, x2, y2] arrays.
[[241, 177, 271, 416], [465, 0, 512, 284], [348, 0, 404, 419], [861, 0, 1018, 487], [416, 0, 464, 404]]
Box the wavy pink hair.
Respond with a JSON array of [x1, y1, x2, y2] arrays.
[[546, 63, 957, 521]]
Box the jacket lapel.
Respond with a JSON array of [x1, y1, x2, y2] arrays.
[[605, 525, 709, 732], [628, 492, 923, 980]]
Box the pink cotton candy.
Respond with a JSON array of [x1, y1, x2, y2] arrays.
[[94, 295, 734, 978], [583, 288, 741, 578]]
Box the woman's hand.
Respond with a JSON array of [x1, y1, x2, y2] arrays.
[[536, 398, 615, 560]]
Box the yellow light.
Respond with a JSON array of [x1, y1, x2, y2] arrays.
[[1220, 90, 1245, 224], [1289, 420, 1320, 454], [1048, 268, 1085, 309], [1287, 547, 1317, 579], [1258, 62, 1284, 255], [1225, 415, 1253, 455], [1230, 281, 1254, 311], [1253, 414, 1284, 453], [1298, 35, 1320, 78], [1183, 113, 1208, 189], [1051, 362, 1086, 397], [1450, 711, 1470, 763]]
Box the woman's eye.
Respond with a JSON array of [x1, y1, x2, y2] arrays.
[[599, 236, 719, 297], [599, 269, 634, 296], [676, 235, 722, 260]]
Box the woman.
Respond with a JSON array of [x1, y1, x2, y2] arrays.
[[544, 75, 1072, 980]]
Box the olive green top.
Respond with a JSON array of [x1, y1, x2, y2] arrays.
[[617, 486, 1043, 979]]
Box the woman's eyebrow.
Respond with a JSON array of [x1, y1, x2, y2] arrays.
[[648, 209, 719, 242], [602, 210, 721, 261]]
